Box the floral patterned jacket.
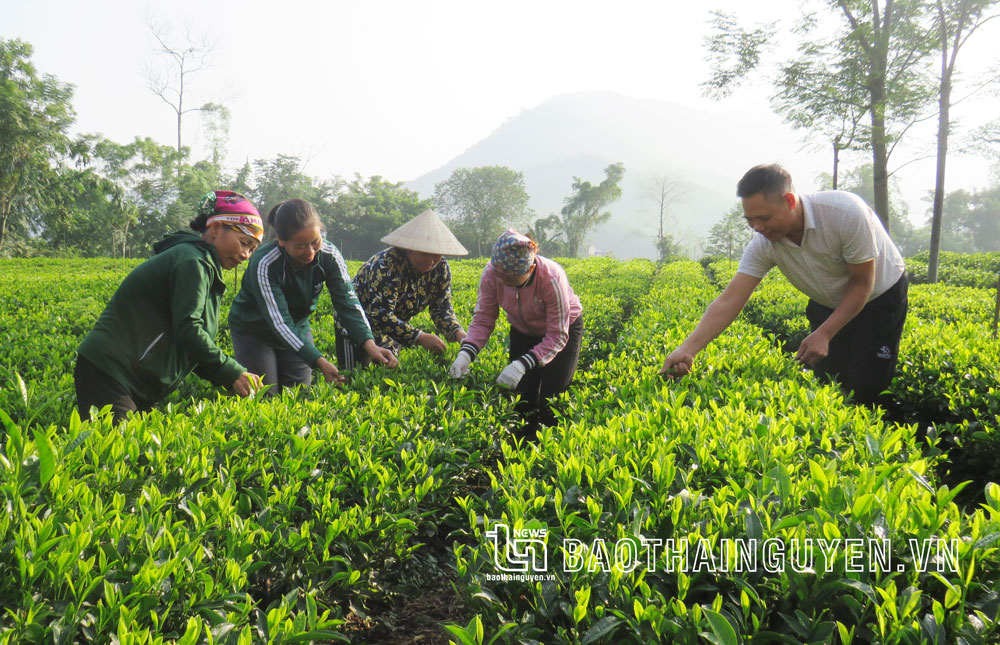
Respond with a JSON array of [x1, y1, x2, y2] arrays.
[[351, 247, 464, 349]]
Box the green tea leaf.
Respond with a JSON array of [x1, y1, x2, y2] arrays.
[[15, 372, 28, 407], [32, 427, 56, 486], [703, 608, 739, 645], [582, 616, 622, 644]]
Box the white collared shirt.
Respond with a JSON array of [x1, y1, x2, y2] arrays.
[[737, 191, 906, 308]]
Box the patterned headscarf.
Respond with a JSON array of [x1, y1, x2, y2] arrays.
[[197, 190, 264, 241], [491, 228, 538, 275]]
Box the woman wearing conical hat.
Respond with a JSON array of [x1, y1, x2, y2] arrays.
[[338, 209, 469, 369]]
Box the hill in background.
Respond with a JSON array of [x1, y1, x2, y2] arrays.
[[406, 91, 828, 259]]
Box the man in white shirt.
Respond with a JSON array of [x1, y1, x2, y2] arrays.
[[660, 164, 908, 406]]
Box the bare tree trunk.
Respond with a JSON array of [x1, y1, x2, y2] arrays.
[[0, 211, 8, 251], [871, 102, 891, 232], [928, 79, 951, 284], [176, 69, 184, 153], [868, 2, 891, 232], [832, 138, 841, 190], [122, 218, 130, 258]]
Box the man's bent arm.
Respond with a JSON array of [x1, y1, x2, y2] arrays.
[[795, 260, 875, 366], [814, 260, 875, 340]]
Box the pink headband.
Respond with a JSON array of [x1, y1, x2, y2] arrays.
[[198, 190, 263, 241]]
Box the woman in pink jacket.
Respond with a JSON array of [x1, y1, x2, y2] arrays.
[[449, 229, 583, 440]]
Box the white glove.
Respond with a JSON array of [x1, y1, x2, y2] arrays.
[[496, 361, 527, 389], [449, 351, 472, 378]]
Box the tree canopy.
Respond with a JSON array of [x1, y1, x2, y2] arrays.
[[559, 163, 625, 258], [0, 38, 75, 252], [433, 166, 533, 257], [704, 204, 753, 261]]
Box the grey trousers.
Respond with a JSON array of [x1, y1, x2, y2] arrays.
[[231, 329, 314, 396]]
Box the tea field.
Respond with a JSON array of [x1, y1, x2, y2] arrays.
[[1, 255, 999, 644]]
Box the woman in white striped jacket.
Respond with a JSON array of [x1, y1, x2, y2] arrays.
[[228, 199, 397, 395]]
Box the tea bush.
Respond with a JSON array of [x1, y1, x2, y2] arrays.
[[2, 257, 999, 644], [450, 262, 1000, 643]]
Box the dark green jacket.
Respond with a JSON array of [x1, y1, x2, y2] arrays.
[[77, 230, 246, 403], [228, 240, 374, 366]]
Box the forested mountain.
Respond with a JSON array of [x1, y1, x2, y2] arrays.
[[407, 91, 827, 258]]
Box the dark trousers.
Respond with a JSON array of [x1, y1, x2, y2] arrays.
[[74, 354, 152, 422], [232, 329, 314, 396], [508, 316, 584, 440], [335, 331, 402, 371], [805, 272, 908, 407], [335, 330, 372, 371]]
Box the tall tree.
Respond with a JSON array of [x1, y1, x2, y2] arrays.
[[559, 163, 625, 258], [0, 39, 74, 251], [704, 204, 754, 261], [144, 14, 225, 155], [433, 166, 533, 257], [926, 0, 1000, 282], [703, 2, 936, 231], [640, 172, 689, 261]]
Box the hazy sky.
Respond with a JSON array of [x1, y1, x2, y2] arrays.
[[6, 0, 999, 223]]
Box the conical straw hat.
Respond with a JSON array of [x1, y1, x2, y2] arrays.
[[381, 209, 469, 255]]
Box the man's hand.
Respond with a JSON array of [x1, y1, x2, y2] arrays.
[[316, 357, 346, 384], [660, 349, 694, 378], [416, 331, 448, 355], [795, 331, 830, 367], [496, 361, 527, 389], [454, 329, 468, 343], [232, 372, 261, 397]]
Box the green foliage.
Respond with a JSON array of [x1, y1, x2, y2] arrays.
[[434, 166, 534, 257], [703, 204, 753, 261], [701, 1, 937, 232], [232, 154, 330, 219], [709, 257, 1000, 507], [560, 163, 626, 258], [323, 175, 433, 261], [924, 186, 1000, 255], [451, 261, 1000, 643], [0, 38, 75, 253], [907, 251, 1000, 288], [2, 257, 1000, 643], [701, 11, 773, 100], [528, 214, 567, 257]]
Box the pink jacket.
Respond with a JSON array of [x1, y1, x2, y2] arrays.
[[465, 256, 583, 367]]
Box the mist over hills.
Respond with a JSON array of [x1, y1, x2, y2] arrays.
[[406, 91, 828, 259]]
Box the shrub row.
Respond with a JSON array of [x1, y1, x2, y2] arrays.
[[449, 261, 1000, 643]]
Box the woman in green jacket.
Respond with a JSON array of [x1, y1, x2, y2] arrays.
[[75, 190, 265, 421], [228, 198, 397, 395]]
